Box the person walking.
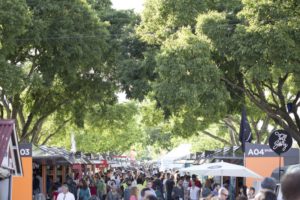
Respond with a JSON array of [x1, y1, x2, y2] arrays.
[[90, 182, 98, 197], [77, 180, 91, 200], [202, 179, 212, 199], [97, 176, 107, 200], [217, 187, 229, 200], [188, 180, 200, 200], [183, 176, 190, 200], [172, 178, 184, 200], [66, 177, 78, 200], [57, 185, 75, 200], [124, 179, 133, 200], [165, 175, 175, 200], [189, 175, 202, 189], [107, 185, 121, 200], [254, 177, 276, 200], [129, 186, 139, 200], [247, 187, 255, 200], [281, 171, 300, 200]]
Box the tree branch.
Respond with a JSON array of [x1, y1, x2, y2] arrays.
[[200, 130, 231, 145], [262, 81, 280, 107], [18, 106, 26, 127], [22, 112, 35, 137], [0, 104, 3, 118], [222, 118, 238, 145], [293, 91, 300, 105], [253, 80, 267, 102], [221, 77, 245, 93], [11, 94, 22, 120], [249, 116, 260, 143], [277, 73, 289, 109], [1, 92, 11, 118], [260, 115, 270, 135], [291, 91, 300, 131], [40, 119, 71, 145], [222, 74, 300, 145], [30, 117, 45, 143]]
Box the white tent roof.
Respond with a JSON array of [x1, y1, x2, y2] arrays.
[[180, 161, 263, 179], [161, 144, 191, 161]]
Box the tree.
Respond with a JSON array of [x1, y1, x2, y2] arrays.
[[231, 0, 300, 145], [74, 102, 144, 153], [0, 0, 30, 118], [135, 0, 247, 142], [136, 0, 208, 45], [136, 0, 300, 146], [0, 0, 116, 143], [137, 0, 242, 45], [195, 0, 300, 145], [153, 27, 229, 138], [100, 9, 157, 101]]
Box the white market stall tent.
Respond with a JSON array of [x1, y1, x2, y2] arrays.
[[159, 144, 191, 171], [180, 161, 263, 185]]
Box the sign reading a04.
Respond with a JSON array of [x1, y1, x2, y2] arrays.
[[247, 148, 265, 156], [19, 143, 32, 157]]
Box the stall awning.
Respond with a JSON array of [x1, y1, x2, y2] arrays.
[[0, 120, 23, 176], [33, 146, 92, 165], [0, 120, 14, 165], [33, 145, 72, 165]]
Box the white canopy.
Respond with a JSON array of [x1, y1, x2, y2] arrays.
[[159, 144, 191, 171], [180, 161, 263, 179], [161, 144, 191, 161]]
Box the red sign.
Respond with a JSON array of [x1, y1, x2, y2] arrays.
[[96, 160, 108, 168]]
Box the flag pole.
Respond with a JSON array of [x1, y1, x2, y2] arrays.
[[279, 153, 281, 182]]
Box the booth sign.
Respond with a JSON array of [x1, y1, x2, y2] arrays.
[[19, 143, 32, 157]]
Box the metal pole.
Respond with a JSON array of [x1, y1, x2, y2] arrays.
[[279, 154, 281, 182], [8, 175, 12, 200]]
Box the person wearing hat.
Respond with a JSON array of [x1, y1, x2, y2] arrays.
[[254, 177, 276, 200], [57, 184, 75, 200]]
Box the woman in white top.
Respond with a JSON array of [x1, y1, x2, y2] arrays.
[[189, 180, 200, 200]]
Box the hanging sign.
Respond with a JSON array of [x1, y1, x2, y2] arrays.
[[268, 130, 293, 155]]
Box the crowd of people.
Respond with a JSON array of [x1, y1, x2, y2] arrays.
[[33, 167, 300, 200]]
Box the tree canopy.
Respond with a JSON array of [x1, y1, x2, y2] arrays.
[[136, 0, 300, 146], [0, 0, 116, 143], [1, 0, 300, 155]]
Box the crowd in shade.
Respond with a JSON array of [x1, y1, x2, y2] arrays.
[[33, 168, 300, 200]]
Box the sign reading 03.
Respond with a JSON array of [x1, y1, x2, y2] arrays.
[[19, 143, 32, 157]]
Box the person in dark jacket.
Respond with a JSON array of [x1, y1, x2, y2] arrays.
[[172, 178, 184, 200], [165, 176, 175, 200]]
